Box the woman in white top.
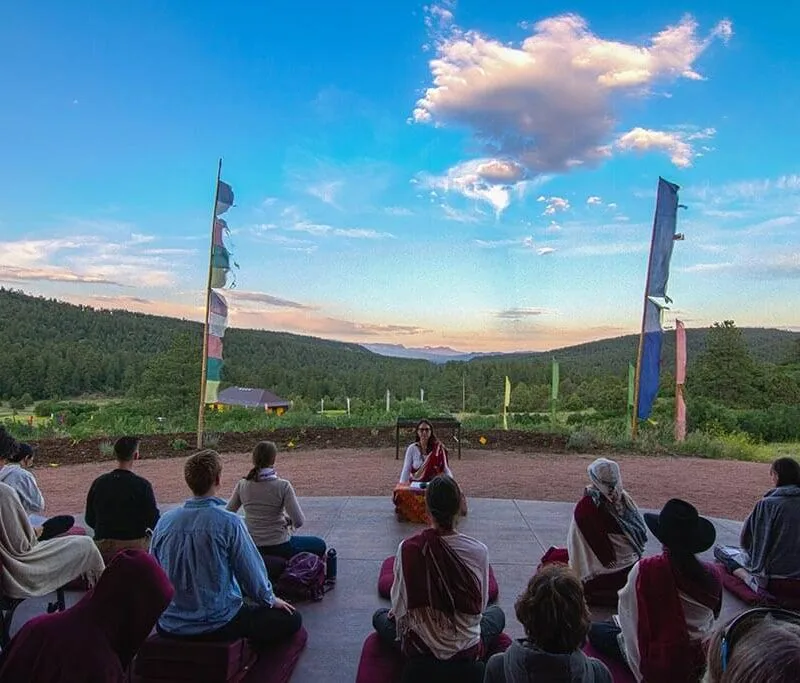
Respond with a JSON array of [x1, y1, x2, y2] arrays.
[[0, 440, 74, 541], [398, 420, 453, 484], [226, 441, 326, 560]]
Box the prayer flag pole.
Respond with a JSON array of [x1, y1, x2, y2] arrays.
[[631, 182, 662, 441], [196, 158, 223, 449]]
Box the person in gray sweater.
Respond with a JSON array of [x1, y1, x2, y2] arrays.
[[484, 564, 611, 683]]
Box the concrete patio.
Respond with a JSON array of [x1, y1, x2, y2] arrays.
[[8, 497, 748, 682]]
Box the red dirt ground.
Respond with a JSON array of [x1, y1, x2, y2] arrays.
[[33, 447, 769, 521]]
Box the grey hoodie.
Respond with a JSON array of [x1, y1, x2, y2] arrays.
[[741, 484, 800, 579], [484, 640, 612, 683]]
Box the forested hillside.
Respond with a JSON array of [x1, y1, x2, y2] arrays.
[[1, 289, 797, 418]]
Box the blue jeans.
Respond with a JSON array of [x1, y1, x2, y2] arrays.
[[588, 620, 626, 664], [258, 535, 326, 559]]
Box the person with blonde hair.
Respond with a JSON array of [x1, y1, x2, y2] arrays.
[[703, 608, 800, 683], [484, 564, 611, 682], [226, 441, 325, 559]]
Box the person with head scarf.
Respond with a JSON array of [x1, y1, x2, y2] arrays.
[[566, 458, 648, 605], [588, 499, 723, 683], [0, 482, 104, 602], [0, 549, 174, 682], [373, 475, 505, 677]]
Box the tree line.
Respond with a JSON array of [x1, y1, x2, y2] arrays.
[[1, 289, 798, 427]]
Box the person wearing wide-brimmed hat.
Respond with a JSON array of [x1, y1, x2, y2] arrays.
[[588, 499, 723, 683]]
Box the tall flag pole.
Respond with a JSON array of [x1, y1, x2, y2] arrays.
[[196, 159, 235, 448], [675, 319, 687, 441], [503, 376, 511, 430], [626, 362, 635, 436], [631, 177, 683, 439]]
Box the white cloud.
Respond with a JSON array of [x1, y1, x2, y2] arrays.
[[0, 234, 179, 288], [413, 13, 731, 174], [571, 241, 649, 256], [537, 247, 557, 255], [225, 290, 316, 310], [420, 158, 529, 214], [441, 204, 481, 223], [545, 221, 562, 233], [496, 307, 554, 320], [473, 238, 518, 248], [615, 126, 715, 167], [537, 196, 571, 215], [290, 220, 393, 239], [385, 206, 414, 216], [587, 196, 603, 205], [307, 180, 343, 207]]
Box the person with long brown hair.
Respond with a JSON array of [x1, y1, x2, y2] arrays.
[[226, 441, 326, 560], [398, 420, 453, 484]]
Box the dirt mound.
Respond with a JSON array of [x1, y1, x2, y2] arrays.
[[30, 427, 570, 466]]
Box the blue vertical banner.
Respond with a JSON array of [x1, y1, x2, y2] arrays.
[[637, 177, 680, 420]]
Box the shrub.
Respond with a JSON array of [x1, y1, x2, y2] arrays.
[[566, 427, 603, 451], [171, 438, 189, 451], [99, 440, 115, 457]]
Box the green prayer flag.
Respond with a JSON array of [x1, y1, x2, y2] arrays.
[[551, 360, 559, 401], [627, 362, 635, 407]]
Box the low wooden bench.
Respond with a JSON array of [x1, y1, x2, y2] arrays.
[[394, 417, 461, 460]]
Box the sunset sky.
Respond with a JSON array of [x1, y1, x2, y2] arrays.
[[1, 1, 797, 352]]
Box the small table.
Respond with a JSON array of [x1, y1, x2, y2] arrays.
[[392, 484, 429, 524], [395, 417, 462, 460]]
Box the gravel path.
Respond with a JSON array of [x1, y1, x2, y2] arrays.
[[33, 448, 768, 521]]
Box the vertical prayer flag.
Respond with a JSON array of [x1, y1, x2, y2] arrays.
[[675, 319, 687, 442], [504, 376, 511, 408], [636, 177, 681, 421], [551, 360, 559, 401], [215, 181, 234, 215], [627, 363, 635, 410]]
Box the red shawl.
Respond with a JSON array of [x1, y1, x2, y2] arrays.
[[635, 554, 720, 683], [411, 441, 449, 482], [399, 528, 483, 658], [0, 549, 173, 682], [574, 494, 622, 566]]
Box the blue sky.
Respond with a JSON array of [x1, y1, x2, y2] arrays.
[[1, 1, 798, 352]]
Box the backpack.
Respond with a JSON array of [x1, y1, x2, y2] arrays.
[[275, 552, 327, 602]]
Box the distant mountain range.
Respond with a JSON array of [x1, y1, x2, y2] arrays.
[[361, 343, 486, 363]]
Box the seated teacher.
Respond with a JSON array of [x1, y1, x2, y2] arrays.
[[226, 441, 326, 560], [398, 420, 453, 484]]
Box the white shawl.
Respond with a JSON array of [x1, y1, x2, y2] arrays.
[[0, 482, 105, 599]]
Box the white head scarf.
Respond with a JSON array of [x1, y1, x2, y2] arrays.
[[587, 458, 625, 513]]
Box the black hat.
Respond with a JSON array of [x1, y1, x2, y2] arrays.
[[644, 498, 716, 554]]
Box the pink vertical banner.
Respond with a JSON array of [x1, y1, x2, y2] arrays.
[[675, 319, 687, 441]]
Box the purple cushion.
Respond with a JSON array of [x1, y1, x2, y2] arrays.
[[378, 556, 499, 603], [133, 636, 256, 683], [582, 642, 636, 683]]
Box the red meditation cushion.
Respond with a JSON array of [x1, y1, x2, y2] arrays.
[[582, 642, 636, 683]]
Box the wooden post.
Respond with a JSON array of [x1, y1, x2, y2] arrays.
[[196, 158, 223, 449]]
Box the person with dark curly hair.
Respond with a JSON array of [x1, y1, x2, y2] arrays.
[[374, 474, 505, 674], [484, 564, 611, 682]]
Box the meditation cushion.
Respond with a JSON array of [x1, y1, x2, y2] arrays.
[[132, 635, 256, 683], [718, 568, 800, 610], [539, 546, 627, 607], [377, 556, 498, 603], [356, 631, 512, 683], [582, 642, 636, 683], [240, 627, 308, 683]]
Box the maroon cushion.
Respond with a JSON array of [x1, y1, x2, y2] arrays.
[[66, 525, 87, 536], [717, 568, 800, 609], [582, 642, 636, 683], [133, 635, 256, 683], [538, 546, 569, 569], [356, 632, 403, 683], [378, 556, 499, 603], [241, 627, 308, 683]]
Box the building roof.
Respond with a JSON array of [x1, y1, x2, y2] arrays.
[[217, 386, 290, 408]]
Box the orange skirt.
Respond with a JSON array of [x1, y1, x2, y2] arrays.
[[392, 485, 429, 523]]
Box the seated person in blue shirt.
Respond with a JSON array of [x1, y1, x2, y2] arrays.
[[150, 449, 301, 648]]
